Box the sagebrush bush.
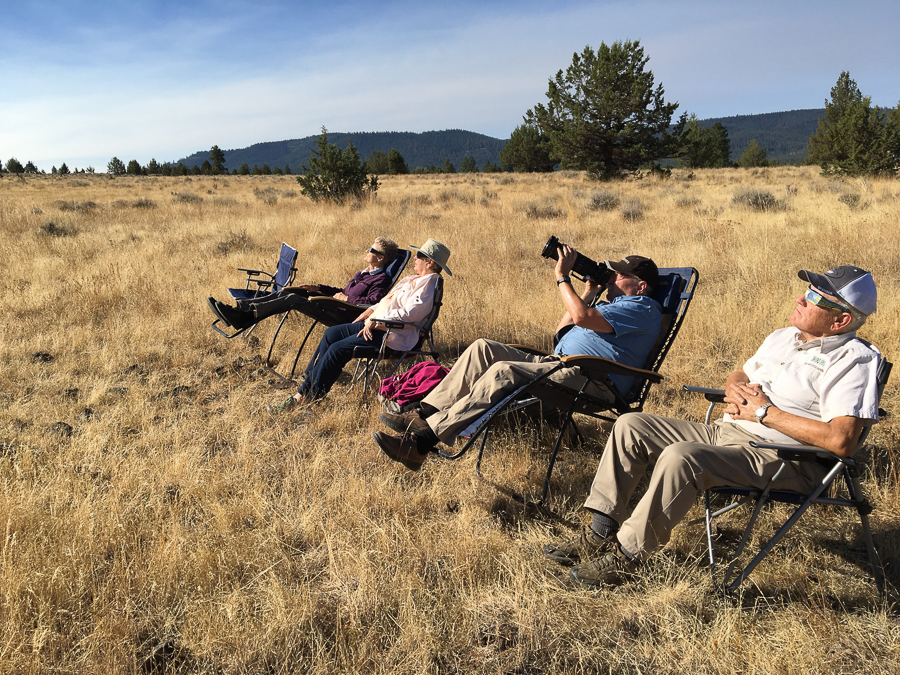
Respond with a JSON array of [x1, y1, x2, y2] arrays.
[[732, 188, 782, 211], [523, 199, 565, 219], [38, 221, 75, 237], [172, 192, 203, 204], [621, 198, 644, 221], [588, 190, 620, 211]]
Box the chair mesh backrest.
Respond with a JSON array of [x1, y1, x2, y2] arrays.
[[622, 267, 699, 404], [418, 275, 444, 345], [853, 358, 892, 453], [273, 243, 298, 291], [384, 249, 411, 287]]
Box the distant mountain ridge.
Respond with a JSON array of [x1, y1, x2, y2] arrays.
[[174, 110, 827, 171], [698, 109, 824, 163], [175, 130, 507, 173]]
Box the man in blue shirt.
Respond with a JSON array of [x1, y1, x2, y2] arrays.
[[374, 245, 663, 471]]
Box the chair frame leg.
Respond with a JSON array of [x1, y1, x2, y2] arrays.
[[845, 467, 886, 596], [455, 362, 587, 506], [265, 310, 320, 382]]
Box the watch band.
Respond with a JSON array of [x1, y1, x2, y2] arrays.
[[557, 276, 571, 286], [755, 403, 774, 424]]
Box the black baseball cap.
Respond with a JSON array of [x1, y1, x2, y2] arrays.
[[606, 255, 659, 288]]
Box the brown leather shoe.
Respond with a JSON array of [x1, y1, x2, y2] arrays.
[[569, 546, 639, 588], [373, 431, 427, 471], [378, 410, 429, 434], [378, 411, 439, 446], [542, 527, 613, 567]]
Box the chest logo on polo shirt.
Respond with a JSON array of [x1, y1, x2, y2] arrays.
[[805, 355, 826, 372]]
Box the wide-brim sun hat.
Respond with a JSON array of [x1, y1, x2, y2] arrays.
[[410, 238, 452, 276]]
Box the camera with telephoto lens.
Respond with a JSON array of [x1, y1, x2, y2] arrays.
[[540, 235, 612, 284]]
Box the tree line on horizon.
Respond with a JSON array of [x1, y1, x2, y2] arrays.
[[3, 46, 897, 182]]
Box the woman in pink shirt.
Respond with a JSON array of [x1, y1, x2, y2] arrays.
[[269, 239, 451, 412]]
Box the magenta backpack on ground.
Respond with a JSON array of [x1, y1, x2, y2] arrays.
[[378, 360, 449, 412]]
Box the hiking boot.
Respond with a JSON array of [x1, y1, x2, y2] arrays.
[[378, 410, 432, 438], [569, 547, 639, 588], [542, 527, 613, 567], [373, 431, 428, 471]]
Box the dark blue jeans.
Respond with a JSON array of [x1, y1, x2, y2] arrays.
[[297, 321, 386, 400]]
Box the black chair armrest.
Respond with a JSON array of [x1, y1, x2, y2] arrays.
[[372, 318, 408, 330], [561, 355, 663, 384], [237, 268, 271, 278], [683, 385, 726, 404], [749, 440, 854, 466], [307, 296, 366, 310]]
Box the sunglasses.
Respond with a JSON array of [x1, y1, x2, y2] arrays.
[[369, 247, 384, 256], [805, 286, 850, 313], [415, 251, 429, 260]]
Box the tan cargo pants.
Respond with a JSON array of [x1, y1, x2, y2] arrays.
[[586, 412, 829, 560], [423, 338, 614, 443]]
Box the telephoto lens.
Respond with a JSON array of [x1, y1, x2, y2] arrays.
[[540, 235, 611, 284]]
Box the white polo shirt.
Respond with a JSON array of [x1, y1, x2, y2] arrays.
[[725, 327, 882, 444]]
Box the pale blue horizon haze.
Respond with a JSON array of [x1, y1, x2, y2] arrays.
[[2, 0, 898, 171]]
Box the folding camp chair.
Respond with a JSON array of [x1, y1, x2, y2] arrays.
[[211, 242, 298, 338], [265, 249, 411, 380], [348, 274, 444, 398], [683, 357, 892, 595], [439, 267, 699, 506]]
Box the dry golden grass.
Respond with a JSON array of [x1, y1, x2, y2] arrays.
[[0, 168, 898, 673]]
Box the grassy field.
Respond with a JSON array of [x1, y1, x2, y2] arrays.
[[0, 167, 898, 673]]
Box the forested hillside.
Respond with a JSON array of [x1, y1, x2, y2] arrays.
[[176, 130, 507, 173], [173, 110, 838, 171], [699, 109, 824, 164]]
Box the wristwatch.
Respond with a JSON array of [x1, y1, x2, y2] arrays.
[[557, 276, 571, 286], [755, 403, 774, 424]]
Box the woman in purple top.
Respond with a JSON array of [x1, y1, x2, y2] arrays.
[[207, 237, 398, 330]]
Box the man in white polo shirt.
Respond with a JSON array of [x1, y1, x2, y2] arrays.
[[543, 264, 882, 588]]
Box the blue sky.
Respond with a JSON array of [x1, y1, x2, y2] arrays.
[[2, 0, 898, 171]]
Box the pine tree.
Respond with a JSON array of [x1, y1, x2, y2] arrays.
[[107, 157, 125, 175], [209, 145, 227, 175], [526, 41, 678, 179], [738, 139, 768, 168], [675, 115, 731, 168], [387, 149, 408, 175], [296, 128, 379, 204], [459, 156, 478, 173], [808, 72, 898, 177], [6, 157, 24, 174], [365, 150, 390, 174], [499, 124, 555, 172]]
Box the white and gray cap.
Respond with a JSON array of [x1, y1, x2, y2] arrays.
[[798, 265, 877, 315]]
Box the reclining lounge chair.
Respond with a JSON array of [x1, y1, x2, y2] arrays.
[[440, 266, 699, 506], [683, 357, 892, 595]]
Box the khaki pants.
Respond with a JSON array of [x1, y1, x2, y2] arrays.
[[587, 412, 829, 560], [423, 338, 613, 443]]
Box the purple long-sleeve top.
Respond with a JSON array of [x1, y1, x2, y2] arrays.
[[318, 268, 391, 305]]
